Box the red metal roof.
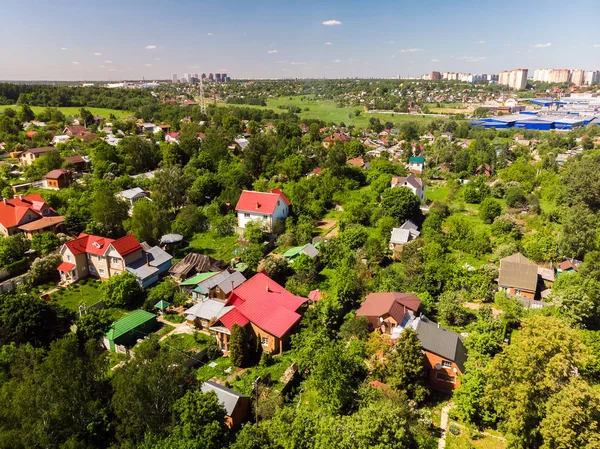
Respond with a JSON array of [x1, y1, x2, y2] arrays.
[[218, 308, 250, 330], [0, 194, 49, 229], [45, 168, 68, 179], [235, 190, 289, 215], [57, 261, 75, 272], [64, 233, 115, 256], [110, 234, 142, 257]]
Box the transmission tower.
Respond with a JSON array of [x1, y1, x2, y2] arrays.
[[199, 77, 207, 115]]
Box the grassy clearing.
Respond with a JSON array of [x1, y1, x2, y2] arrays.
[[51, 280, 103, 311], [197, 356, 233, 382], [186, 232, 242, 261], [217, 96, 434, 128], [0, 105, 133, 119], [161, 332, 212, 352], [228, 352, 296, 395], [446, 422, 506, 449], [426, 185, 451, 202], [154, 323, 176, 339], [163, 312, 185, 324]]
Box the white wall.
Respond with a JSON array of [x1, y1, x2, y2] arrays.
[[237, 199, 289, 230]]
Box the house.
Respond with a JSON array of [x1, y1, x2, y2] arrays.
[[63, 125, 87, 136], [498, 253, 538, 299], [347, 156, 368, 168], [191, 270, 247, 301], [153, 124, 171, 135], [165, 132, 180, 144], [391, 173, 426, 201], [475, 163, 492, 178], [44, 169, 72, 190], [420, 132, 435, 141], [408, 316, 467, 391], [103, 309, 157, 353], [235, 189, 290, 232], [322, 132, 350, 148], [201, 381, 250, 429], [307, 167, 322, 178], [169, 253, 227, 282], [180, 271, 220, 293], [19, 146, 55, 166], [210, 272, 307, 355], [389, 220, 420, 256], [64, 155, 88, 172], [116, 187, 149, 214], [408, 156, 425, 172], [356, 292, 420, 336], [440, 132, 453, 140], [233, 138, 250, 150], [185, 298, 232, 330], [557, 259, 579, 274], [282, 243, 319, 261], [0, 194, 64, 237], [58, 233, 172, 287]]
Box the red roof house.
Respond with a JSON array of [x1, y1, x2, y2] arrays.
[[235, 189, 291, 232], [356, 292, 420, 335], [0, 194, 64, 237], [211, 272, 307, 354]]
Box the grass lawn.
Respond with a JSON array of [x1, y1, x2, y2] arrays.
[[197, 356, 233, 382], [426, 185, 451, 202], [446, 422, 506, 449], [163, 312, 185, 324], [154, 323, 175, 339], [228, 352, 296, 395], [0, 105, 133, 119], [161, 332, 212, 352], [186, 232, 242, 261], [51, 280, 103, 311], [217, 96, 434, 128]]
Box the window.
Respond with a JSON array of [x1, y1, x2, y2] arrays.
[[97, 255, 102, 262], [87, 253, 92, 260], [442, 360, 452, 369], [244, 213, 251, 218], [112, 257, 120, 266], [89, 265, 96, 273], [436, 372, 456, 384], [66, 255, 71, 262], [99, 268, 105, 275], [261, 337, 269, 346]]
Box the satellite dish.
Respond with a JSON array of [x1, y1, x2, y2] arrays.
[[453, 367, 458, 373], [435, 363, 442, 370]]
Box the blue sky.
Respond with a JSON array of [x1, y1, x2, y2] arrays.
[[1, 0, 599, 80]]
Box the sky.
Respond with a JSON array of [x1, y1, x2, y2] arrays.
[[1, 0, 599, 81]]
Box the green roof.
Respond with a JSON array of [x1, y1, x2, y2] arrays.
[[154, 300, 170, 309], [180, 271, 219, 286], [409, 156, 425, 163], [283, 244, 307, 258], [105, 309, 156, 341]]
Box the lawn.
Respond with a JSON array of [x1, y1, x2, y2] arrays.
[[163, 312, 185, 324], [186, 232, 242, 261], [446, 422, 506, 449], [0, 105, 133, 119], [228, 352, 297, 395], [197, 356, 233, 382], [161, 332, 212, 352], [51, 280, 103, 311], [154, 323, 176, 339], [217, 96, 435, 128], [426, 185, 451, 202]]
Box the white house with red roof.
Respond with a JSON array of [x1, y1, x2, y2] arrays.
[[58, 233, 172, 287], [235, 189, 290, 232], [0, 194, 64, 237], [210, 272, 307, 355]]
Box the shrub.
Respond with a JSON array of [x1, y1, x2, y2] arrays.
[[449, 423, 461, 436]]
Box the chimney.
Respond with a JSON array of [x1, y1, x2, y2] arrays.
[[265, 280, 269, 292], [146, 253, 150, 266], [255, 202, 260, 210], [231, 280, 235, 293], [19, 195, 23, 200], [2, 198, 6, 204], [437, 322, 440, 328]]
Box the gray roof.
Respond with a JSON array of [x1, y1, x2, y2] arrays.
[[201, 381, 249, 416], [400, 220, 419, 231], [411, 316, 468, 373], [498, 253, 538, 292], [193, 270, 246, 295], [125, 246, 173, 280], [390, 222, 420, 245], [391, 173, 424, 189], [117, 187, 146, 200], [301, 243, 319, 259], [185, 300, 230, 321], [234, 138, 250, 149]]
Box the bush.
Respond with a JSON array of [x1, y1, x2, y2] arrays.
[[205, 339, 222, 361], [505, 186, 526, 208], [479, 198, 502, 224], [449, 423, 461, 436], [259, 351, 274, 367]]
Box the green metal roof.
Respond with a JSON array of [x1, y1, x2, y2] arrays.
[[105, 309, 156, 341], [180, 271, 219, 286], [409, 156, 425, 163], [283, 244, 307, 258], [154, 300, 170, 309]]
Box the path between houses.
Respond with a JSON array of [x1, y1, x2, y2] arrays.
[[463, 302, 503, 318], [438, 402, 454, 449], [157, 316, 194, 341]]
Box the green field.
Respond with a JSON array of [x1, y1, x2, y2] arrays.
[[218, 96, 436, 128], [186, 232, 242, 262], [0, 105, 133, 119], [51, 280, 103, 311]]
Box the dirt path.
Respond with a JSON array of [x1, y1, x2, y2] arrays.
[[157, 316, 194, 341], [438, 403, 454, 449], [463, 302, 503, 318]]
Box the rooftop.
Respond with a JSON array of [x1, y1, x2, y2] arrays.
[[105, 309, 156, 341]]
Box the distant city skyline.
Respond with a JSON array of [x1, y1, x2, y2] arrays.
[[1, 0, 599, 81]]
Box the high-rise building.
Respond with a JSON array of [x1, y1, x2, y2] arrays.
[[171, 73, 178, 83], [498, 69, 528, 90], [430, 71, 442, 80], [221, 73, 227, 81], [585, 71, 600, 85], [201, 73, 207, 79], [215, 73, 222, 82], [571, 69, 585, 86], [183, 73, 190, 83], [208, 73, 214, 80]]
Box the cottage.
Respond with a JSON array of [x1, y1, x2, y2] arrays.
[[201, 381, 250, 429], [356, 292, 420, 336], [0, 194, 64, 237], [190, 270, 247, 301], [210, 273, 307, 355], [63, 125, 87, 136], [390, 174, 426, 201], [389, 220, 420, 256], [116, 187, 149, 214], [103, 310, 157, 353], [64, 155, 88, 171], [498, 253, 538, 299], [322, 132, 350, 148], [44, 169, 72, 190], [408, 156, 425, 172], [169, 253, 227, 282], [185, 299, 231, 330], [19, 147, 55, 166], [235, 189, 290, 232], [165, 132, 180, 144], [347, 156, 368, 168], [282, 243, 319, 261]]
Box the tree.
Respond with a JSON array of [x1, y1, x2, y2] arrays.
[[30, 232, 62, 255], [229, 324, 250, 368], [438, 291, 471, 326], [262, 256, 291, 285], [172, 204, 207, 237], [381, 328, 427, 402], [558, 204, 597, 259], [18, 103, 35, 122], [79, 108, 94, 127], [244, 221, 265, 244], [0, 234, 30, 267], [240, 244, 264, 271], [29, 254, 62, 285], [152, 164, 189, 214], [100, 271, 142, 308], [76, 309, 113, 342], [479, 198, 502, 224], [539, 379, 600, 449], [117, 136, 160, 174], [127, 199, 169, 245], [381, 187, 420, 223], [504, 186, 526, 208], [89, 182, 129, 237], [339, 316, 370, 341]]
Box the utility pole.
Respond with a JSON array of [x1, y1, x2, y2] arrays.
[[253, 376, 261, 424], [199, 77, 207, 115]]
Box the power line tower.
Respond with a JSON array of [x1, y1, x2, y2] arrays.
[[199, 77, 207, 115]]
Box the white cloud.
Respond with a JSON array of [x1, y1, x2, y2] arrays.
[[532, 42, 552, 48], [476, 40, 487, 44], [332, 59, 341, 63], [145, 45, 156, 49], [431, 58, 440, 62], [72, 61, 80, 65], [94, 52, 102, 56], [322, 19, 341, 26], [458, 56, 486, 62], [104, 60, 113, 63], [144, 63, 152, 67], [325, 42, 332, 45], [207, 32, 212, 36], [267, 50, 279, 54], [154, 57, 160, 61], [400, 48, 422, 53], [60, 47, 69, 51], [593, 44, 600, 48], [290, 62, 306, 65], [99, 65, 105, 68]]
